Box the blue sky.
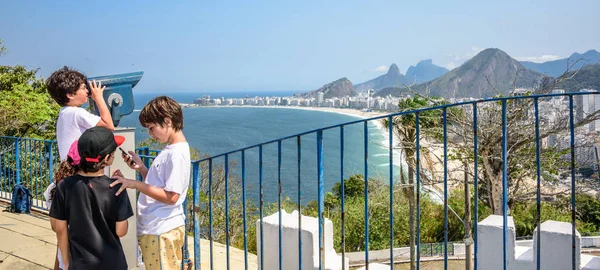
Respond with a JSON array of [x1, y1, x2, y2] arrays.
[[1, 0, 599, 92]]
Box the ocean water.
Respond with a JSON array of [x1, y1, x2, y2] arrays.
[[118, 92, 401, 204]]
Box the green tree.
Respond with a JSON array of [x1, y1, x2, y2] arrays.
[[381, 95, 447, 269], [0, 39, 59, 138]]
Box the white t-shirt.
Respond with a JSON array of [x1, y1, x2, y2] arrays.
[[56, 106, 101, 161], [137, 142, 191, 236], [43, 182, 64, 269]]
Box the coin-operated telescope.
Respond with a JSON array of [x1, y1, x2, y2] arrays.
[[87, 72, 143, 127]]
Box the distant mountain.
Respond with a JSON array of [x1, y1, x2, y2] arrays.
[[405, 59, 449, 84], [521, 50, 600, 78], [354, 63, 411, 92], [376, 48, 547, 98], [556, 64, 600, 92], [302, 77, 356, 99]]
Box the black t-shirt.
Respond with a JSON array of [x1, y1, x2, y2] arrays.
[[50, 174, 134, 270]]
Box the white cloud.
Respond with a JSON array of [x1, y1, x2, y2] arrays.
[[515, 55, 562, 63], [373, 65, 388, 73], [445, 62, 456, 70], [444, 46, 484, 70]]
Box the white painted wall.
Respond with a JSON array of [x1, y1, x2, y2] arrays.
[[477, 214, 600, 270], [256, 210, 349, 270]]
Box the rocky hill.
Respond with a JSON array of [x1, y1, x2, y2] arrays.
[[376, 48, 547, 98], [354, 63, 411, 92], [302, 77, 356, 99], [405, 59, 449, 84], [521, 50, 600, 78], [556, 64, 600, 92]]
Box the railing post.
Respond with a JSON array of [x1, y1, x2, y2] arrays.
[[192, 162, 201, 270], [501, 100, 508, 270], [534, 97, 541, 270], [340, 126, 346, 270], [364, 121, 370, 269], [568, 95, 577, 270], [443, 108, 448, 270], [225, 154, 231, 270], [241, 150, 249, 270], [317, 130, 325, 270]]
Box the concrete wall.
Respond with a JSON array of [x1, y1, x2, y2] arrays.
[[256, 210, 348, 270], [108, 127, 138, 269], [476, 214, 600, 270]]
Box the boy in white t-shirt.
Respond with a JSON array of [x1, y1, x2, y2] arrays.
[[46, 66, 115, 161], [111, 96, 190, 270], [46, 66, 115, 270]]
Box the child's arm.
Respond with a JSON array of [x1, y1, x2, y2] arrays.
[[88, 80, 115, 130], [50, 218, 70, 269], [115, 220, 129, 237], [110, 177, 180, 205], [48, 183, 69, 268], [115, 186, 134, 237]]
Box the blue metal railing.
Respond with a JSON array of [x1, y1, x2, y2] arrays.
[[183, 92, 595, 270], [1, 91, 596, 270], [0, 136, 58, 211]]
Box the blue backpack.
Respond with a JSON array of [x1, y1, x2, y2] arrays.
[[10, 184, 32, 214]]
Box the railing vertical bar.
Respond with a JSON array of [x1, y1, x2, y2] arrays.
[[38, 140, 42, 207], [33, 140, 37, 207], [297, 136, 303, 270], [364, 121, 370, 269], [26, 140, 30, 204], [259, 145, 264, 270], [225, 154, 231, 270], [242, 150, 249, 270], [388, 115, 395, 269], [1, 138, 5, 194], [534, 97, 541, 270], [33, 140, 38, 207], [34, 140, 38, 207], [473, 103, 479, 270], [443, 108, 448, 270], [209, 159, 214, 270], [15, 138, 20, 185], [501, 100, 508, 270], [48, 141, 54, 208], [182, 196, 188, 270], [278, 140, 283, 270], [340, 125, 346, 270], [317, 130, 325, 270], [26, 140, 31, 205], [416, 113, 421, 270], [192, 162, 200, 270], [569, 95, 576, 270], [143, 146, 150, 170]]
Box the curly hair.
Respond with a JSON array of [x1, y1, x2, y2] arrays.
[[139, 96, 184, 131], [51, 158, 78, 200], [46, 66, 87, 106]]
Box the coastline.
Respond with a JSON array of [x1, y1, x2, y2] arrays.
[[186, 104, 398, 144], [183, 104, 459, 199]]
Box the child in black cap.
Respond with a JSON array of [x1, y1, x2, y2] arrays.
[[49, 126, 134, 270]]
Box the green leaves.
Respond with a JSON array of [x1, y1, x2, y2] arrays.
[[0, 43, 59, 138]]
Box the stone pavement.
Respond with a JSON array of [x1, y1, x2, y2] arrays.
[[0, 203, 257, 270]]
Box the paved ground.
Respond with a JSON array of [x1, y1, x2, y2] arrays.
[[0, 202, 257, 270]]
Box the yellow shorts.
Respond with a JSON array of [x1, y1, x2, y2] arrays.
[[138, 226, 185, 270]]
